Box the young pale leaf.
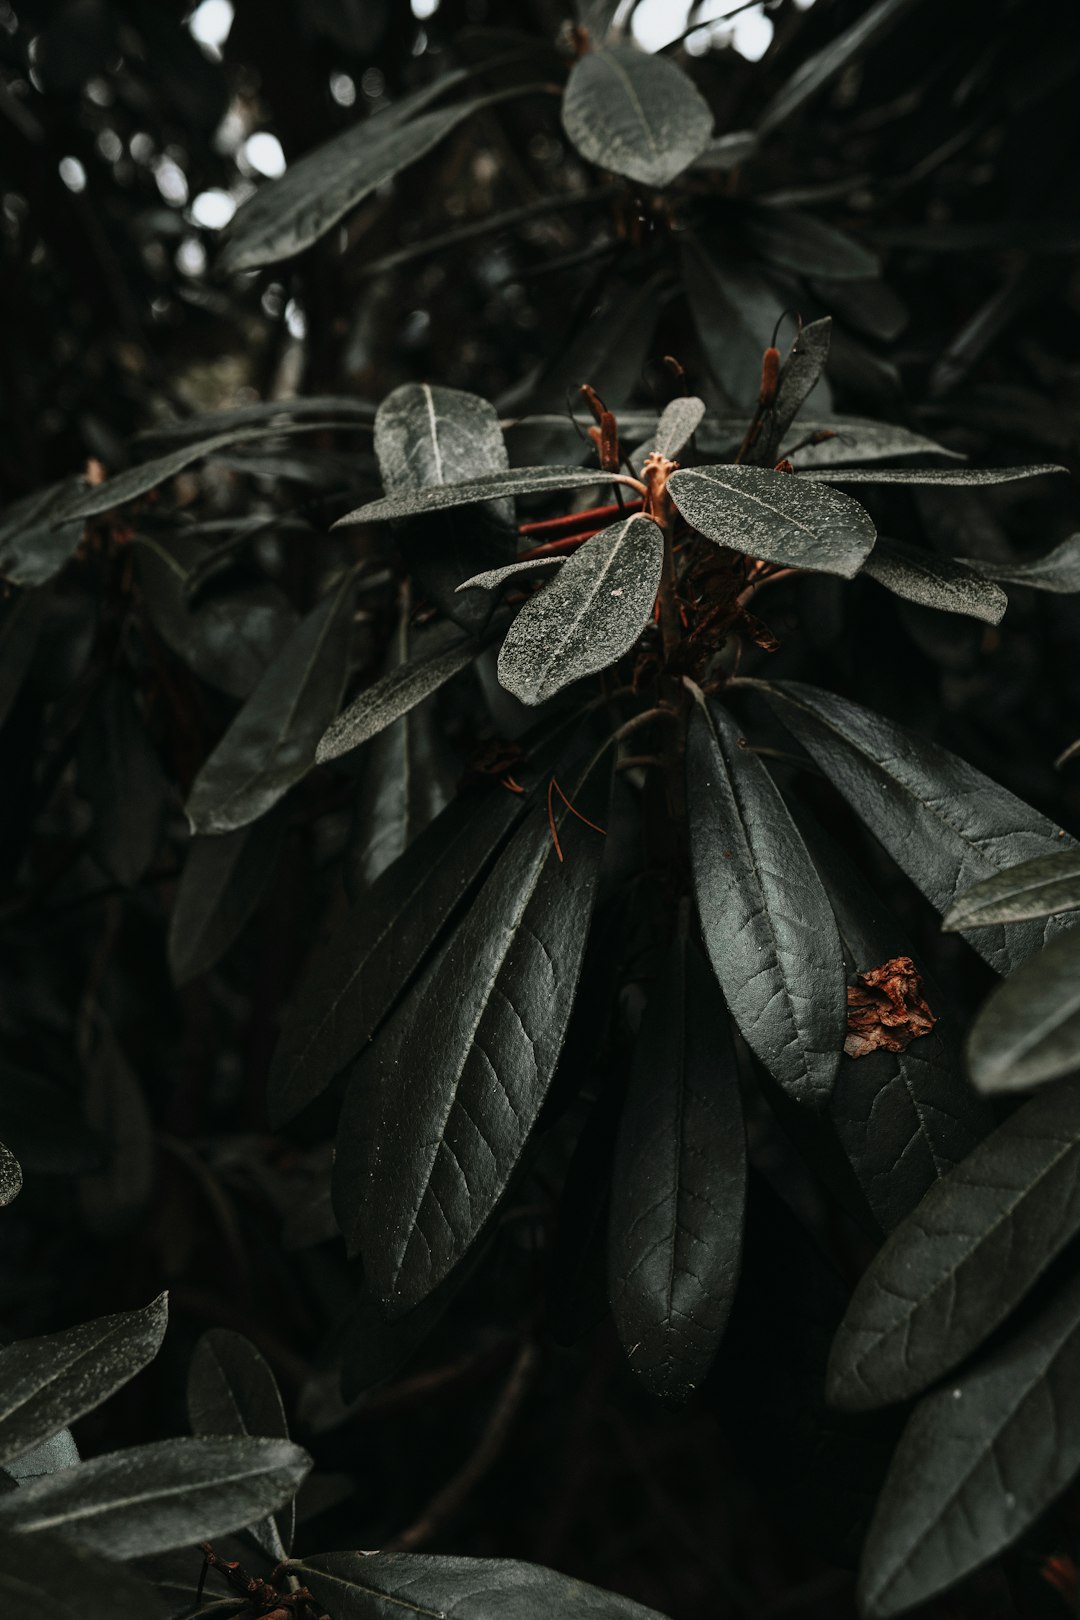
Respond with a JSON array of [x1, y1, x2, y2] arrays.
[[758, 0, 928, 134], [187, 1330, 291, 1562], [800, 462, 1064, 486], [561, 45, 712, 188], [293, 1550, 672, 1619], [497, 515, 663, 705], [317, 632, 476, 765], [653, 395, 706, 459], [0, 1436, 310, 1558], [335, 769, 608, 1309], [966, 930, 1080, 1093], [965, 534, 1080, 593], [744, 206, 880, 281], [168, 808, 287, 984], [755, 679, 1079, 975], [828, 1078, 1080, 1412], [458, 557, 563, 592], [0, 1530, 163, 1620], [756, 317, 832, 466], [687, 700, 847, 1105], [608, 934, 746, 1402], [856, 1268, 1080, 1619], [944, 849, 1080, 930], [0, 1294, 167, 1469], [668, 465, 876, 578], [861, 538, 1008, 624], [186, 570, 357, 834], [334, 466, 633, 527]]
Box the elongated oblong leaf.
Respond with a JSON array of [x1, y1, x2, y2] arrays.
[[967, 929, 1080, 1093], [857, 1268, 1080, 1618], [0, 1436, 310, 1558], [755, 679, 1079, 975], [186, 570, 357, 834], [294, 1550, 671, 1618], [608, 934, 746, 1401], [801, 462, 1064, 486], [745, 206, 880, 281], [965, 534, 1080, 594], [168, 808, 286, 984], [335, 769, 608, 1309], [0, 1295, 167, 1469], [458, 557, 563, 592], [561, 45, 712, 188], [669, 465, 876, 578], [944, 849, 1080, 930], [334, 466, 631, 528], [758, 0, 928, 134], [0, 1530, 163, 1620], [828, 1078, 1080, 1411], [687, 700, 847, 1104], [188, 1329, 291, 1561], [497, 514, 663, 705], [757, 317, 831, 465], [862, 538, 1008, 624], [317, 632, 476, 764]]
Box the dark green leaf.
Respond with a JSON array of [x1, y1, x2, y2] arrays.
[[0, 481, 84, 588], [828, 1078, 1080, 1411], [944, 850, 1080, 930], [6, 1431, 79, 1480], [754, 679, 1079, 975], [529, 271, 662, 414], [317, 632, 476, 765], [861, 538, 1008, 624], [335, 765, 609, 1309], [293, 1550, 672, 1618], [669, 465, 876, 578], [682, 234, 786, 408], [801, 462, 1064, 485], [967, 929, 1080, 1093], [0, 1294, 167, 1468], [687, 699, 847, 1104], [497, 514, 663, 705], [561, 45, 712, 188], [758, 0, 928, 134], [137, 395, 375, 447], [50, 431, 276, 525], [168, 807, 287, 984], [0, 1530, 165, 1620], [188, 1330, 291, 1561], [653, 396, 706, 459], [0, 1140, 21, 1208], [756, 316, 832, 465], [334, 466, 636, 528], [77, 676, 170, 888], [608, 932, 746, 1401], [744, 206, 880, 281], [856, 1268, 1080, 1618], [186, 569, 357, 834], [79, 1028, 154, 1235], [458, 557, 563, 592], [964, 534, 1080, 593], [783, 416, 963, 467], [0, 1435, 309, 1558]]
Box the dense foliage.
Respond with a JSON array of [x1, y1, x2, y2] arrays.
[[3, 1, 1080, 1616]]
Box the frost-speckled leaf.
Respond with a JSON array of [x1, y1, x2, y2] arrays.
[[944, 850, 1080, 930], [781, 416, 964, 467], [967, 929, 1080, 1094], [861, 538, 1008, 624], [669, 464, 876, 578], [497, 514, 663, 705], [801, 462, 1064, 486], [687, 700, 847, 1104], [0, 1295, 167, 1469], [334, 466, 634, 527], [608, 933, 746, 1402], [294, 1550, 672, 1619], [561, 46, 712, 188], [755, 679, 1080, 976], [965, 534, 1080, 594], [0, 1140, 21, 1208], [653, 396, 706, 459], [317, 633, 477, 764], [756, 317, 832, 466], [828, 1078, 1080, 1412], [458, 557, 563, 592], [856, 1267, 1080, 1618]]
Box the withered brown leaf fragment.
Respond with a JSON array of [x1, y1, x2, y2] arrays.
[[844, 955, 937, 1059]]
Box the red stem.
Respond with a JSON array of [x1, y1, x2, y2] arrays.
[[517, 498, 642, 537]]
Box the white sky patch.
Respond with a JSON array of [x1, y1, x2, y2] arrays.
[[632, 0, 780, 60], [191, 187, 236, 229], [188, 0, 234, 60], [244, 132, 286, 178], [411, 0, 440, 15], [59, 156, 86, 193]]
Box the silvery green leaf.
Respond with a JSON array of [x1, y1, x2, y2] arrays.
[[458, 557, 563, 592], [317, 634, 478, 764], [861, 538, 1008, 624], [944, 850, 1080, 930], [653, 396, 706, 459], [0, 1140, 21, 1209], [561, 45, 712, 188], [668, 465, 876, 578], [334, 466, 636, 527], [967, 930, 1080, 1093], [964, 534, 1080, 593], [800, 463, 1064, 486]]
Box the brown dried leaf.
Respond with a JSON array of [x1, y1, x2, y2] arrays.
[[844, 955, 937, 1059]]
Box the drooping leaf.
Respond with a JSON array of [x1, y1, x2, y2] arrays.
[[828, 1078, 1080, 1412], [0, 1140, 22, 1208], [653, 395, 706, 459], [317, 630, 476, 765], [335, 763, 609, 1309], [458, 557, 563, 592], [0, 480, 84, 587], [187, 1330, 292, 1562], [755, 317, 832, 466], [0, 1530, 164, 1620], [497, 514, 663, 705], [0, 1436, 310, 1558], [966, 930, 1080, 1093], [800, 462, 1064, 486], [668, 465, 876, 578], [783, 416, 964, 467], [964, 534, 1080, 593], [0, 1295, 167, 1468], [944, 849, 1080, 930], [186, 569, 357, 835], [168, 806, 287, 984], [754, 679, 1080, 975], [758, 0, 929, 135], [221, 86, 527, 272], [333, 466, 636, 527], [861, 538, 1008, 624], [137, 394, 375, 446], [77, 675, 170, 887], [686, 699, 847, 1104], [856, 1268, 1080, 1619], [681, 234, 786, 408], [744, 205, 880, 281], [561, 45, 712, 189], [608, 932, 746, 1401], [293, 1550, 672, 1618]]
